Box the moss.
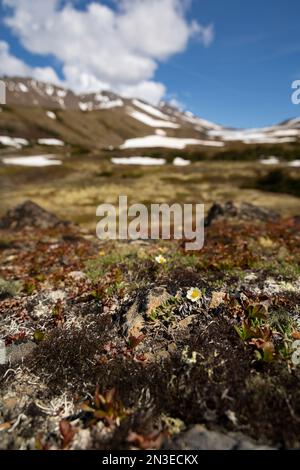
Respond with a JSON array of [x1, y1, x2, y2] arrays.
[[0, 238, 12, 250], [0, 277, 21, 299], [252, 260, 300, 280]]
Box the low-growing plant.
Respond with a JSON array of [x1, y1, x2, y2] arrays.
[[33, 330, 45, 343], [81, 387, 127, 426], [0, 277, 21, 299], [148, 296, 179, 322], [0, 238, 12, 250], [252, 340, 275, 363], [23, 280, 36, 295]]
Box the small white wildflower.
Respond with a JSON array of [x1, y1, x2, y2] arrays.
[[187, 287, 202, 302], [155, 255, 167, 265]]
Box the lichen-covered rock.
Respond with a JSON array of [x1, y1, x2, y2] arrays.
[[7, 341, 36, 365], [171, 425, 276, 450]]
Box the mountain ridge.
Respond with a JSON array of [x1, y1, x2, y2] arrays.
[[0, 76, 299, 152]]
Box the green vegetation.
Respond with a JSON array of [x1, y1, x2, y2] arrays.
[[0, 277, 21, 299], [148, 296, 179, 322]]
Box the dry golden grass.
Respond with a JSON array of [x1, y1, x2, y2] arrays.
[[1, 156, 299, 229]]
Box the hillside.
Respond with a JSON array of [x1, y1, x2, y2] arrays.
[[0, 77, 300, 155]]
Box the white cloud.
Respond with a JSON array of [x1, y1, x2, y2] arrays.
[[32, 67, 61, 85], [0, 40, 61, 84], [0, 40, 29, 76], [2, 0, 214, 103], [190, 21, 215, 47], [119, 81, 166, 105]]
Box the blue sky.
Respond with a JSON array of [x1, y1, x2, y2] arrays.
[[0, 0, 299, 128]]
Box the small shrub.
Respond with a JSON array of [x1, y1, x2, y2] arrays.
[[255, 169, 300, 198]]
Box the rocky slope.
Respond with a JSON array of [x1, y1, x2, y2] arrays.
[[0, 201, 300, 449]]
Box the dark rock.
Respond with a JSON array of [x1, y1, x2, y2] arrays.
[[0, 200, 67, 230], [170, 425, 276, 450], [171, 425, 236, 450], [205, 201, 279, 227], [205, 202, 238, 227], [239, 202, 280, 222], [26, 402, 45, 417]]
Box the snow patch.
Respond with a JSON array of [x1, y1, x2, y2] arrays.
[[288, 160, 300, 167], [155, 129, 167, 136], [259, 156, 280, 165], [99, 99, 123, 109], [57, 89, 67, 98], [38, 138, 64, 146], [132, 99, 171, 120], [45, 85, 54, 96], [95, 93, 107, 102], [18, 83, 29, 93], [0, 136, 29, 149], [173, 157, 191, 166], [184, 113, 221, 130], [209, 127, 299, 144], [2, 155, 62, 167], [120, 135, 224, 150], [128, 109, 180, 129], [79, 102, 93, 111], [111, 156, 166, 166], [46, 111, 57, 120], [79, 99, 123, 111], [271, 129, 299, 137]]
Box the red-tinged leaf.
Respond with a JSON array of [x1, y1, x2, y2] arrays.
[[129, 334, 145, 349], [59, 420, 75, 449], [94, 385, 101, 408], [250, 338, 275, 362], [127, 431, 163, 450], [105, 388, 116, 405], [0, 422, 11, 431]]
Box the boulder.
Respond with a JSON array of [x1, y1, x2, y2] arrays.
[[0, 200, 67, 230], [170, 425, 276, 450], [205, 201, 279, 227]]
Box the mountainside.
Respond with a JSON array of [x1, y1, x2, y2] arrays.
[[1, 77, 299, 154]]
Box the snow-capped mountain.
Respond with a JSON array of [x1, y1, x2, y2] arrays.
[[0, 77, 299, 151], [2, 76, 220, 129], [4, 77, 125, 111], [208, 118, 300, 145]]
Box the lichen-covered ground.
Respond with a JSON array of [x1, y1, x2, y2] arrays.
[[0, 201, 300, 450]]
